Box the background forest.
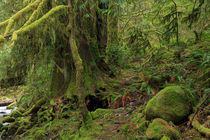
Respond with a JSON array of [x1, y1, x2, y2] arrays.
[[0, 0, 209, 139]]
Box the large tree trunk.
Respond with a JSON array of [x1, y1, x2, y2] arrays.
[[0, 0, 113, 121]]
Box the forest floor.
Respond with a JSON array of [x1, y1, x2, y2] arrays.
[[0, 42, 210, 139]]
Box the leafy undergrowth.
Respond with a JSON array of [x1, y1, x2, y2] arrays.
[[1, 42, 210, 139]]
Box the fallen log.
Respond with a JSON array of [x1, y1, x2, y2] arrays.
[[0, 99, 15, 106]]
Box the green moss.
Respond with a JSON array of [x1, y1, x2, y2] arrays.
[[120, 124, 130, 134], [22, 0, 48, 28], [1, 116, 31, 137], [0, 20, 9, 31], [136, 120, 149, 132], [10, 110, 23, 118], [3, 116, 15, 123], [23, 98, 46, 115], [7, 102, 17, 109], [13, 5, 68, 41], [192, 118, 210, 136], [91, 108, 112, 119], [3, 0, 41, 36], [145, 86, 196, 123], [0, 35, 6, 44], [146, 118, 180, 139], [161, 136, 171, 140], [37, 105, 54, 123], [33, 129, 46, 140]]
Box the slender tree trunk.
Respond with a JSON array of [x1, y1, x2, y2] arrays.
[[68, 0, 88, 121]]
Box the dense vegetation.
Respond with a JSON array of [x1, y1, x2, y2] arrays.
[[0, 0, 209, 139]]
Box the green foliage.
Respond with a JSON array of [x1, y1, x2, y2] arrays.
[[161, 0, 182, 44], [25, 58, 55, 98], [0, 47, 11, 80], [106, 44, 130, 73], [127, 26, 151, 55]]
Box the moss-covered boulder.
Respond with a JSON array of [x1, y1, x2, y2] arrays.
[[146, 118, 180, 139], [145, 86, 196, 123]]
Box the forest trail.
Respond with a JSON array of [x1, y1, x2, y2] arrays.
[[92, 59, 152, 140]]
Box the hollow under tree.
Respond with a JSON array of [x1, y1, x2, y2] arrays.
[[0, 0, 116, 121]]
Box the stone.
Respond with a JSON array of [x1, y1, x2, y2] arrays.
[[145, 86, 196, 123], [146, 118, 180, 139]]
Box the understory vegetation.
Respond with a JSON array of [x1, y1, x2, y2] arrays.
[[0, 0, 209, 140]]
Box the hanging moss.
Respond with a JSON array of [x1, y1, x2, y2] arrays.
[[3, 0, 42, 36], [22, 0, 48, 28], [4, 19, 14, 36], [0, 35, 6, 44], [0, 20, 9, 33], [12, 5, 69, 42]]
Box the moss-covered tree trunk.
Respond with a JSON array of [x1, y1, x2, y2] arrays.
[[0, 0, 111, 121]]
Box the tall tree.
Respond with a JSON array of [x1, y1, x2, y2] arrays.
[[0, 0, 116, 121]]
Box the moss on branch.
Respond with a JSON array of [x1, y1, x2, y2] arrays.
[[12, 5, 69, 41], [3, 0, 42, 36], [0, 35, 6, 44], [0, 20, 9, 34], [192, 118, 210, 137], [22, 0, 48, 28]]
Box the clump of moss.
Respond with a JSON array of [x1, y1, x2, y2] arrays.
[[0, 35, 6, 44], [37, 105, 54, 123], [10, 110, 23, 118], [192, 117, 210, 137], [146, 118, 180, 139], [3, 116, 15, 123], [1, 116, 32, 137], [145, 86, 196, 123], [7, 102, 17, 109], [161, 136, 171, 140], [23, 98, 46, 115], [136, 120, 149, 132], [91, 108, 112, 119]]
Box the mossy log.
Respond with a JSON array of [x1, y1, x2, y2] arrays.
[[0, 99, 15, 106]]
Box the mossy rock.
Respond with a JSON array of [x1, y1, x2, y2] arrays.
[[10, 110, 23, 118], [145, 86, 196, 123], [146, 118, 180, 139], [3, 116, 15, 123]]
